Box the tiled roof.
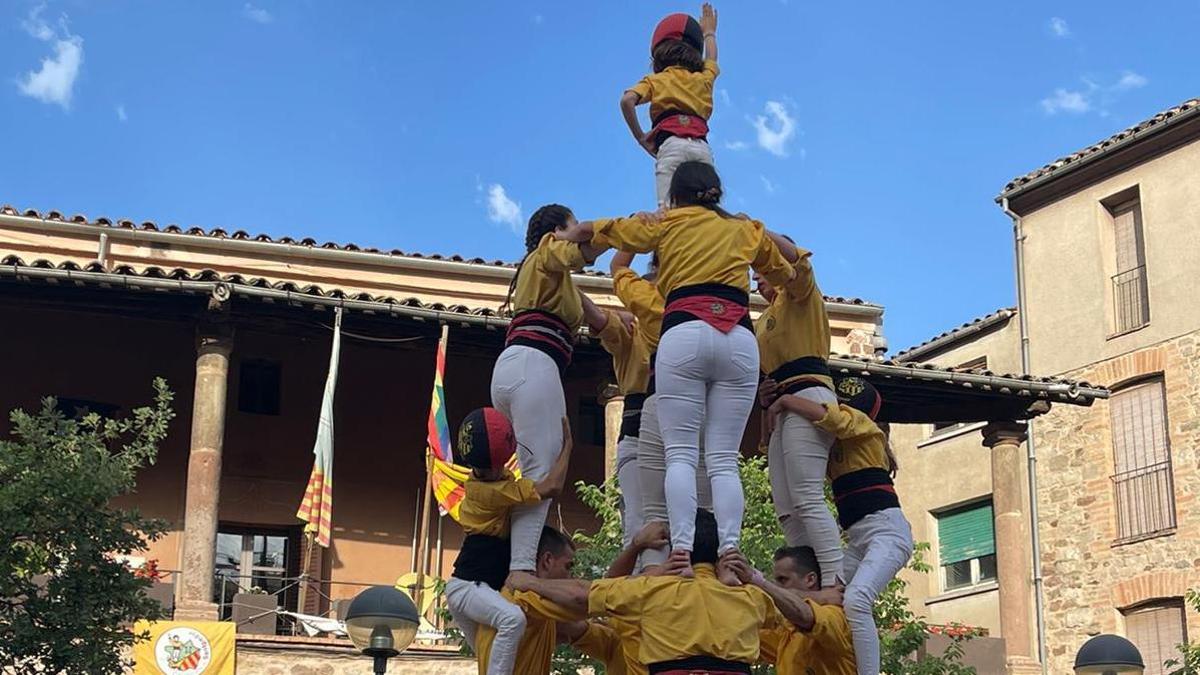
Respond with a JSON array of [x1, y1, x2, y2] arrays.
[[830, 352, 1100, 395], [0, 205, 875, 307], [0, 255, 504, 318], [895, 307, 1017, 360], [999, 97, 1200, 198]]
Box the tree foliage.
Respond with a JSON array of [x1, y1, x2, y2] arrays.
[[1165, 589, 1200, 674], [0, 379, 175, 674]]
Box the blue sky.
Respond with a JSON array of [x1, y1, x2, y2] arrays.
[[3, 2, 1198, 356]]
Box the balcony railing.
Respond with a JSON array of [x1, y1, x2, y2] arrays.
[[1112, 461, 1176, 544], [1112, 266, 1149, 334]]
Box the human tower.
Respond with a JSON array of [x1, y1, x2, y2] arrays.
[[444, 6, 914, 675]]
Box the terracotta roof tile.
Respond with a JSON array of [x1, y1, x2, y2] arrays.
[[0, 205, 876, 305], [1000, 97, 1200, 197], [895, 307, 1017, 360]]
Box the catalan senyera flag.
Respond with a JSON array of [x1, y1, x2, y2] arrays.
[[425, 327, 519, 522], [131, 619, 235, 674], [297, 307, 342, 548]]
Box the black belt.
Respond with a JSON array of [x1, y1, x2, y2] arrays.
[[649, 655, 751, 674], [661, 283, 752, 336], [769, 356, 833, 395]]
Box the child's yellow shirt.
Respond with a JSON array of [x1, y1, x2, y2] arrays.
[[458, 472, 541, 538], [628, 60, 720, 123]]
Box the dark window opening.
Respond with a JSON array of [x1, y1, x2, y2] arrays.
[[238, 360, 282, 416]]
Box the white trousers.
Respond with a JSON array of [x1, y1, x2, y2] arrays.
[[490, 345, 565, 571], [767, 386, 844, 587], [656, 321, 759, 555], [655, 136, 715, 208], [445, 577, 527, 675], [616, 434, 643, 550], [635, 394, 712, 568], [842, 508, 914, 675]]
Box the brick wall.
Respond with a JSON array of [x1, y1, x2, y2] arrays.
[[1034, 334, 1200, 672]]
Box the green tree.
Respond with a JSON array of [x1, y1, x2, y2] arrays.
[[1165, 589, 1200, 674], [0, 379, 175, 674], [560, 456, 977, 674]]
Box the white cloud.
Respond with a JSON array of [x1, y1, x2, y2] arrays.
[[760, 175, 777, 194], [242, 4, 273, 24], [1041, 88, 1091, 115], [116, 104, 127, 121], [533, 13, 544, 25], [750, 100, 797, 157], [486, 184, 523, 234], [16, 5, 83, 110], [1048, 17, 1070, 38], [724, 140, 748, 151], [718, 88, 731, 107], [1114, 71, 1148, 91]]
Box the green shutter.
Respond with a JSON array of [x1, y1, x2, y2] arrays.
[[937, 502, 995, 565]]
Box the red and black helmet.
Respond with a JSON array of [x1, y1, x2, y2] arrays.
[[454, 407, 517, 471], [833, 376, 883, 421], [651, 13, 703, 54]]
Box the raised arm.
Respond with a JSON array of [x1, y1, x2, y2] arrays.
[[700, 3, 718, 62], [726, 555, 816, 631], [607, 521, 669, 577], [534, 417, 574, 499], [580, 292, 610, 334]]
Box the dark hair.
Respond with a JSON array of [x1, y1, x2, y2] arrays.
[[537, 526, 574, 560], [502, 204, 575, 314], [774, 545, 821, 580], [690, 509, 719, 565], [652, 39, 704, 73], [669, 161, 734, 218]]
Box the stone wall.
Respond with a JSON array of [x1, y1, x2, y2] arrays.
[[1034, 335, 1200, 673]]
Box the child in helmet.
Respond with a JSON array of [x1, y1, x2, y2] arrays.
[[621, 3, 720, 207], [444, 408, 574, 675]]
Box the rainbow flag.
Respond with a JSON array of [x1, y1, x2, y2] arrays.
[[297, 308, 342, 547], [425, 328, 519, 522]]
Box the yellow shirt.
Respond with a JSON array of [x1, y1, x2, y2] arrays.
[[756, 249, 833, 391], [592, 206, 796, 300], [572, 621, 631, 675], [597, 309, 654, 395], [815, 404, 889, 479], [759, 601, 857, 675], [474, 589, 577, 675], [458, 473, 540, 537], [587, 563, 781, 666], [628, 60, 720, 122], [613, 267, 665, 350], [510, 233, 587, 331]]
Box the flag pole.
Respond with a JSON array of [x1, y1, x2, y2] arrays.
[[414, 324, 449, 613]]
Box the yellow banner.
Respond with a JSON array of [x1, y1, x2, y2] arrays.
[[131, 620, 235, 674]]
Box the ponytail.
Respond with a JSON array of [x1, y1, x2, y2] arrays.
[[502, 204, 575, 315], [668, 161, 735, 219]]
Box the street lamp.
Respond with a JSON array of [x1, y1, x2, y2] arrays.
[[1075, 634, 1145, 674], [344, 585, 420, 675]]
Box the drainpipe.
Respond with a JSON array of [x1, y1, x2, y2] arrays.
[[1001, 196, 1048, 673]]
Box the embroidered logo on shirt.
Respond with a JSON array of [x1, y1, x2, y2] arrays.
[[710, 302, 726, 315], [677, 114, 692, 126], [837, 377, 866, 399], [766, 315, 776, 331]]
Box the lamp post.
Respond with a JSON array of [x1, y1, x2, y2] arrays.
[[345, 585, 420, 675], [1075, 634, 1145, 675]]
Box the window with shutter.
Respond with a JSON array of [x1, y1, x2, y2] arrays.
[[1109, 378, 1176, 543], [1123, 600, 1187, 675], [1107, 195, 1150, 333], [936, 501, 997, 592]]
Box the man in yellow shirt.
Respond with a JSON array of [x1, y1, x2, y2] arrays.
[[728, 546, 857, 675], [510, 509, 782, 674]]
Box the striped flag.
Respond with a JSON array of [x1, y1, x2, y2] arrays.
[[297, 307, 342, 547], [425, 327, 519, 522]]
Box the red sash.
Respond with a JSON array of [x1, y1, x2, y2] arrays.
[[665, 295, 749, 333], [653, 112, 710, 140]]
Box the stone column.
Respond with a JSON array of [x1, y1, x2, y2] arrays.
[[601, 384, 624, 480], [175, 327, 234, 621], [981, 421, 1042, 675]]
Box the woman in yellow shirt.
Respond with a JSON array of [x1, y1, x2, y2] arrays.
[[754, 240, 844, 588], [494, 204, 602, 577], [555, 161, 797, 573]]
